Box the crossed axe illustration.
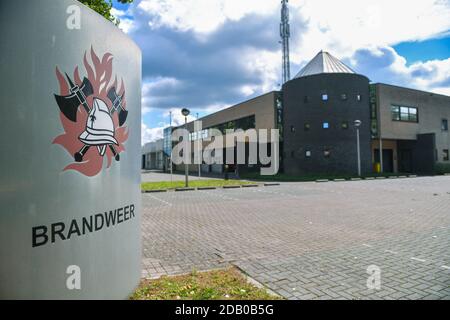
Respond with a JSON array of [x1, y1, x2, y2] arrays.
[[54, 74, 128, 162]]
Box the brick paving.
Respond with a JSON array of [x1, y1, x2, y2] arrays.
[[141, 176, 450, 300]]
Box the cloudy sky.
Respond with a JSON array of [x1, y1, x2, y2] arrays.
[[112, 0, 450, 145]]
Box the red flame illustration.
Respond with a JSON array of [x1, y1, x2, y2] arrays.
[[53, 47, 129, 177]]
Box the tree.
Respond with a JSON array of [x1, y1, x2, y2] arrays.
[[78, 0, 133, 26]]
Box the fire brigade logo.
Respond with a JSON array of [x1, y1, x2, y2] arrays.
[[53, 47, 129, 177]]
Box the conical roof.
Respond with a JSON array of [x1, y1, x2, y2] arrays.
[[294, 51, 355, 78]]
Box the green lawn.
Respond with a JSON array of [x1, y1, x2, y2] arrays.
[[141, 179, 255, 191], [130, 267, 280, 300]]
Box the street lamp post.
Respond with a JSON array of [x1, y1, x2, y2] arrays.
[[181, 108, 190, 187], [169, 111, 173, 183], [354, 120, 362, 176], [196, 112, 201, 179]]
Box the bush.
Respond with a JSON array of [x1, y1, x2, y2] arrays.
[[434, 163, 450, 175]]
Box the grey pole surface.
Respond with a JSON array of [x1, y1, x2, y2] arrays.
[[169, 111, 173, 183], [185, 116, 189, 187], [357, 128, 361, 176], [197, 113, 201, 178], [354, 120, 362, 176], [379, 137, 384, 173], [181, 108, 190, 187], [0, 0, 141, 299]]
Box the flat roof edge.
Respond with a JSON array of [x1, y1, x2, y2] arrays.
[[372, 83, 450, 99]]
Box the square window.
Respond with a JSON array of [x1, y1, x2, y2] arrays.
[[341, 94, 347, 100], [391, 105, 400, 121], [323, 122, 329, 129], [305, 150, 311, 158], [409, 113, 418, 122], [324, 149, 331, 158], [304, 123, 310, 131], [357, 94, 362, 101], [444, 149, 449, 161], [322, 94, 328, 101], [442, 119, 448, 131]]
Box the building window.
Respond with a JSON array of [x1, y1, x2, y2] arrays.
[[291, 151, 295, 158], [323, 122, 330, 129], [391, 105, 418, 123], [357, 94, 362, 101], [305, 150, 311, 158], [341, 121, 349, 129], [341, 94, 347, 101], [442, 119, 448, 131], [444, 149, 449, 161], [324, 148, 331, 158], [304, 123, 310, 131], [290, 125, 295, 133], [304, 96, 309, 103], [322, 94, 328, 101]]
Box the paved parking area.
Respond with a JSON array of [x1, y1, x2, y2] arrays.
[[141, 176, 450, 300]]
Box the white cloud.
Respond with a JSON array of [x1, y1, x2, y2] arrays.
[[142, 122, 164, 145], [111, 8, 135, 33], [136, 0, 450, 94], [141, 77, 182, 113], [289, 0, 450, 62], [350, 46, 450, 95], [137, 0, 450, 58], [243, 49, 281, 90], [138, 0, 278, 33], [118, 18, 134, 33], [161, 108, 196, 126]]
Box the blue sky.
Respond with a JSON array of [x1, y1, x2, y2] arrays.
[[394, 36, 450, 64], [111, 0, 450, 144]]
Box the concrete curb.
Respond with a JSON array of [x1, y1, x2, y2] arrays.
[[233, 265, 282, 298], [142, 173, 424, 193], [142, 189, 167, 193], [197, 187, 217, 190], [142, 183, 270, 193], [175, 187, 196, 192]]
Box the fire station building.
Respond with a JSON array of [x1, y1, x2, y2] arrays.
[[156, 51, 450, 176]]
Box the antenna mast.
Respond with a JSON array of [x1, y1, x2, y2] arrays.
[[280, 0, 291, 85]]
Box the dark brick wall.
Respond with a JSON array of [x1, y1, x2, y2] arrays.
[[282, 73, 371, 175]]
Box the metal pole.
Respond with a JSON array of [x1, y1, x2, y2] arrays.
[[357, 128, 361, 176], [170, 150, 173, 183], [169, 111, 173, 183], [378, 137, 383, 173], [185, 116, 189, 187], [197, 113, 201, 178]]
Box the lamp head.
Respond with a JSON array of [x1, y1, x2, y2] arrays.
[[181, 108, 190, 117], [354, 120, 362, 127]]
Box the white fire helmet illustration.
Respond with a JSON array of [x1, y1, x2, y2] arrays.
[[79, 98, 118, 145]]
